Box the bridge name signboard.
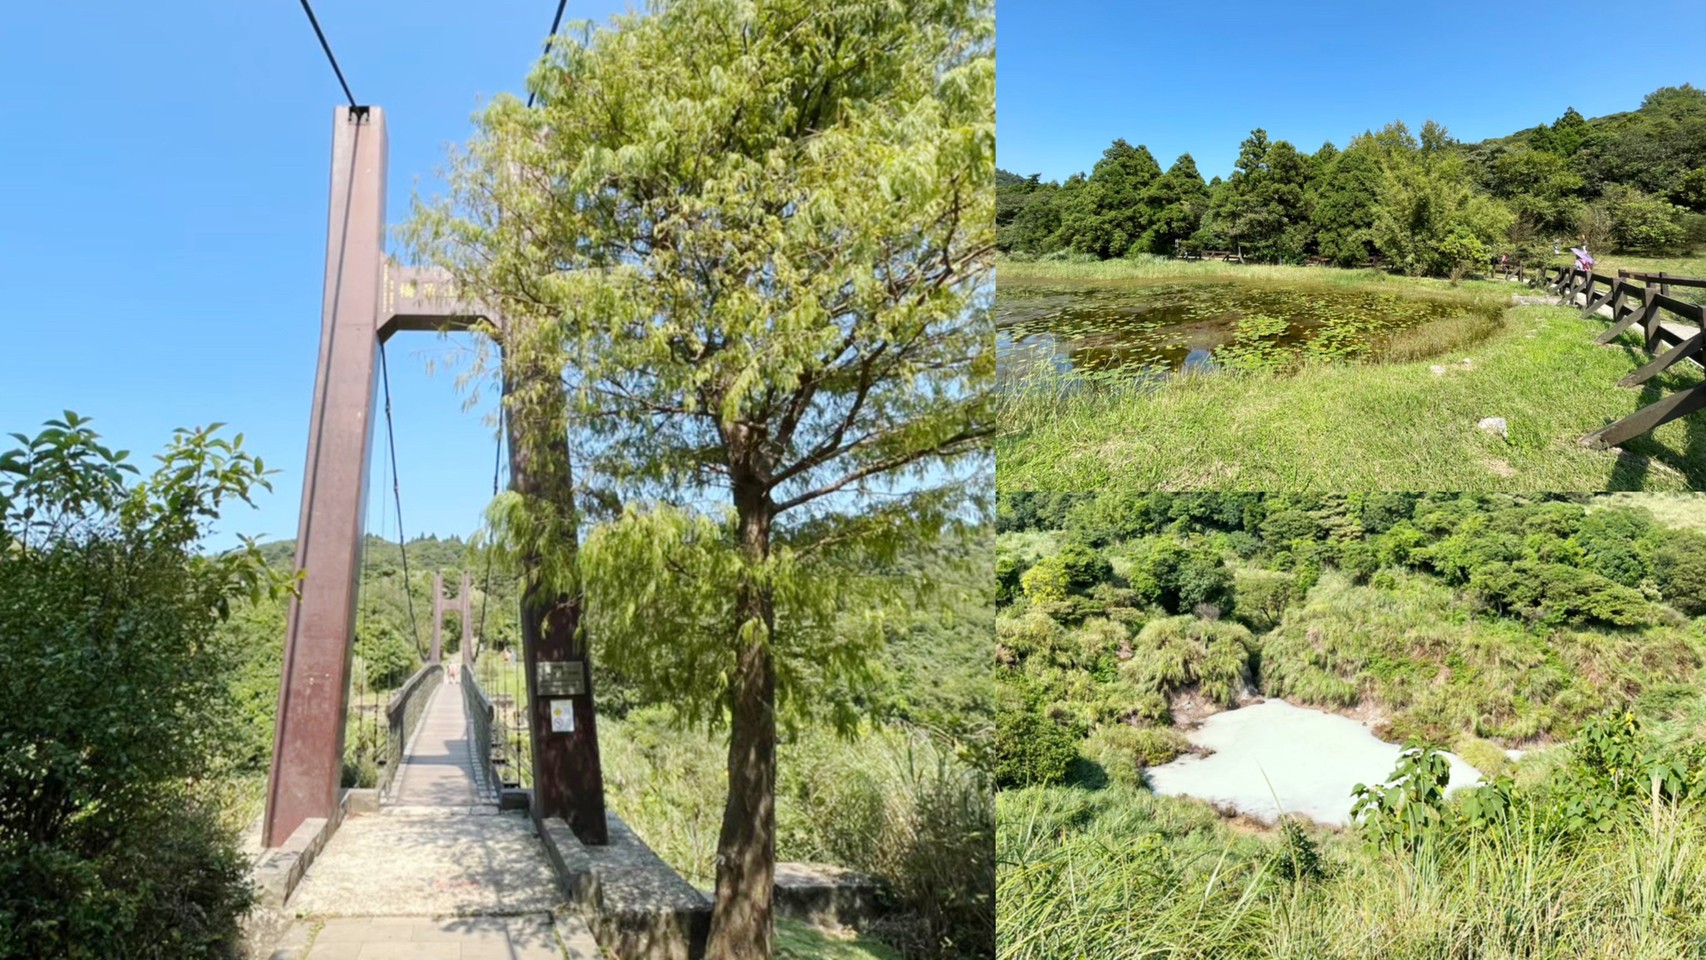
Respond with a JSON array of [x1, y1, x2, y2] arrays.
[[536, 660, 588, 697]]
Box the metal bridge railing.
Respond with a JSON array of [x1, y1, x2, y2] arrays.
[[474, 653, 534, 790], [462, 664, 500, 801], [380, 662, 443, 798]]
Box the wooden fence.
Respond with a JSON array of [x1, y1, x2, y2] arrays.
[[1541, 265, 1706, 448]]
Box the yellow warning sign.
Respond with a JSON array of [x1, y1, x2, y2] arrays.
[[549, 699, 575, 733]]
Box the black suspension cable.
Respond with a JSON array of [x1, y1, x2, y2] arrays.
[[378, 342, 424, 661], [525, 0, 571, 108], [295, 0, 358, 107], [475, 404, 506, 658]]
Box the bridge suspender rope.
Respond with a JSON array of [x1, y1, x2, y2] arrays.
[[525, 0, 572, 109], [378, 341, 425, 660], [475, 406, 505, 662]]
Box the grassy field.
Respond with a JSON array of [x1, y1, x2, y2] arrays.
[[997, 257, 1706, 490], [1594, 492, 1706, 533]]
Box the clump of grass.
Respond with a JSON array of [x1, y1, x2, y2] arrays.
[[1374, 306, 1503, 363], [1123, 615, 1258, 710], [1081, 724, 1191, 785]]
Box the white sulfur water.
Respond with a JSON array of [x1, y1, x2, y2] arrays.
[[1145, 699, 1485, 826]]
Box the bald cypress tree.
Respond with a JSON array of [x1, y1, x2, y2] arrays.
[[408, 1, 992, 956]]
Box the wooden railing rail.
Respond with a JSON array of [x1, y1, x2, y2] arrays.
[[1541, 265, 1706, 448]]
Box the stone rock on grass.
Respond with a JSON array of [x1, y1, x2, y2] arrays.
[[1477, 416, 1509, 440]]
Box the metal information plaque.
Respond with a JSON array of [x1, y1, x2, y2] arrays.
[[536, 660, 587, 697]]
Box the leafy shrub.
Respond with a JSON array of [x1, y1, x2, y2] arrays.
[[1548, 711, 1706, 832], [1175, 549, 1235, 615], [1271, 817, 1324, 882], [1336, 541, 1380, 584], [995, 552, 1028, 605], [1351, 746, 1452, 850], [1057, 542, 1114, 593], [355, 620, 419, 691], [1655, 529, 1706, 616], [1470, 559, 1657, 627], [1019, 555, 1071, 603], [1234, 568, 1296, 629], [995, 710, 1079, 788], [0, 416, 280, 959]]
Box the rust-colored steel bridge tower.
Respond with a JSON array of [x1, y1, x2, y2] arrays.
[[261, 105, 606, 848]]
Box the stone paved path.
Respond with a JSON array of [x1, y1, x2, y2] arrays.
[[288, 813, 561, 917], [268, 682, 600, 958], [270, 913, 599, 959]]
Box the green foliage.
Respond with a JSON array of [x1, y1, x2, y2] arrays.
[[1002, 492, 1706, 754], [995, 711, 1078, 788], [1656, 528, 1706, 616], [1367, 121, 1514, 278], [0, 415, 283, 959], [1130, 616, 1256, 706], [355, 619, 419, 692], [1232, 568, 1295, 629], [1270, 817, 1323, 883], [602, 709, 992, 959], [1000, 86, 1706, 276], [1019, 554, 1071, 603], [1674, 167, 1706, 212], [1549, 711, 1706, 833], [1057, 139, 1164, 258], [1350, 746, 1452, 851]]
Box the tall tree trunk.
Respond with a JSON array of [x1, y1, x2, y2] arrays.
[[706, 471, 777, 960], [503, 335, 608, 844]]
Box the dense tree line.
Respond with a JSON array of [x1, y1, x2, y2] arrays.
[[998, 86, 1706, 275]]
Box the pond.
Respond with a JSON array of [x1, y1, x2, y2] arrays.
[[1145, 699, 1485, 826], [997, 278, 1499, 384]]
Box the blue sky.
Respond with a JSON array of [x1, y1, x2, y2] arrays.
[[0, 1, 631, 550], [998, 0, 1705, 182]]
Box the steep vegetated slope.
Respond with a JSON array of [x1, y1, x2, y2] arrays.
[[995, 492, 1706, 959]]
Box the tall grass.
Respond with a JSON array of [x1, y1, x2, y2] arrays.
[[997, 255, 1517, 296], [997, 782, 1706, 959], [599, 708, 995, 959]]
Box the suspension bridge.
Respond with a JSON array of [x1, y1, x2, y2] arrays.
[[247, 4, 712, 957]]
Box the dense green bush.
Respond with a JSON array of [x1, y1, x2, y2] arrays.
[[995, 711, 1078, 788], [1655, 529, 1706, 616], [0, 416, 280, 959], [1082, 724, 1189, 786]]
